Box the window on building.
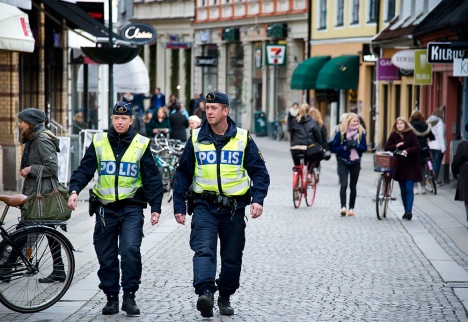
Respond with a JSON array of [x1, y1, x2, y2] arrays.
[[386, 0, 396, 21], [319, 0, 327, 30], [336, 0, 344, 27], [368, 0, 377, 23], [351, 0, 360, 25], [202, 44, 218, 96]]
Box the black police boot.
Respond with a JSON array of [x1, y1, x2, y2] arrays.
[[196, 289, 214, 318], [38, 265, 66, 283], [102, 294, 119, 315], [218, 295, 234, 316], [122, 292, 140, 315]]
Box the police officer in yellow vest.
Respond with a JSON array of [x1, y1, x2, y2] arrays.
[[68, 102, 163, 316], [173, 91, 270, 318]]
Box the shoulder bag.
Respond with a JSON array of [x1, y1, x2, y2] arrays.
[[22, 166, 72, 221]]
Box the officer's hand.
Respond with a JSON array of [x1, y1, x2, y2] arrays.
[[68, 194, 78, 210], [174, 213, 186, 225], [250, 203, 263, 219], [150, 212, 160, 226]]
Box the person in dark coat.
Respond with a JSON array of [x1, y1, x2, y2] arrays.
[[166, 94, 178, 114], [384, 116, 422, 220], [290, 104, 323, 182], [451, 122, 468, 222], [309, 107, 330, 182], [146, 107, 171, 138], [287, 102, 299, 134], [332, 113, 367, 217], [169, 103, 189, 142], [409, 110, 435, 194]]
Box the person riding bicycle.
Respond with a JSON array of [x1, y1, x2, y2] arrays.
[[409, 110, 435, 194], [290, 103, 323, 183], [67, 102, 164, 316], [384, 116, 422, 220]]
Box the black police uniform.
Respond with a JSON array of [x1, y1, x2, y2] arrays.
[[173, 115, 270, 298], [69, 123, 163, 299]]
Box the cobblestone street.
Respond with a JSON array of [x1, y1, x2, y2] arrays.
[[1, 136, 468, 321]]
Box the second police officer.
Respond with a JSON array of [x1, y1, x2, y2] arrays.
[[67, 102, 163, 316], [173, 91, 270, 318]]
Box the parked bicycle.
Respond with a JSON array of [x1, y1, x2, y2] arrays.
[[373, 150, 404, 220], [0, 194, 75, 313], [292, 154, 316, 208]]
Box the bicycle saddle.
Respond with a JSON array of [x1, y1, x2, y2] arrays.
[[0, 194, 28, 207]]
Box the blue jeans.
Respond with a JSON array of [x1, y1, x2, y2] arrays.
[[430, 149, 444, 180], [93, 207, 144, 295], [190, 202, 246, 297], [398, 180, 415, 213]]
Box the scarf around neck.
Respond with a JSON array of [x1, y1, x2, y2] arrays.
[[346, 125, 360, 161]]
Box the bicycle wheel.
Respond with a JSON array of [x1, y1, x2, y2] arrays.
[[424, 169, 437, 195], [292, 169, 302, 208], [376, 175, 388, 220], [305, 168, 316, 207], [0, 226, 75, 313]]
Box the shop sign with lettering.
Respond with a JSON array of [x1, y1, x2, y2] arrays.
[[427, 42, 466, 64], [391, 50, 415, 70], [453, 58, 468, 77], [120, 23, 156, 45], [195, 56, 218, 67], [377, 58, 400, 81]]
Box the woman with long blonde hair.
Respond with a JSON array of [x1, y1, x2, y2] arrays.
[[331, 113, 367, 216], [384, 116, 422, 220], [309, 108, 329, 181], [290, 103, 323, 182]]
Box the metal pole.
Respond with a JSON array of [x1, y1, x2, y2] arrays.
[[108, 0, 114, 128]]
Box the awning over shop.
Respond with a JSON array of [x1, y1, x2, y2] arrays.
[[316, 55, 360, 90], [290, 56, 331, 90], [0, 0, 30, 10], [36, 0, 121, 40], [0, 3, 34, 52], [77, 55, 149, 93]]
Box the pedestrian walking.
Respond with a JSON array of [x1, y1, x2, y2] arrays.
[[427, 106, 446, 183], [309, 107, 330, 181], [287, 102, 299, 133], [451, 122, 468, 222], [409, 110, 435, 194], [193, 100, 207, 123], [167, 94, 178, 113], [150, 87, 165, 111], [169, 103, 189, 142], [67, 101, 164, 316], [332, 113, 367, 216], [188, 115, 202, 130], [172, 91, 270, 318], [147, 107, 171, 138], [384, 116, 422, 220], [18, 108, 67, 283], [290, 103, 323, 183]]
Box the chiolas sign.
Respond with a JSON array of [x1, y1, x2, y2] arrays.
[[120, 23, 156, 45]]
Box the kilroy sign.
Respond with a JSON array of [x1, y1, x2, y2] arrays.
[[120, 23, 156, 45]]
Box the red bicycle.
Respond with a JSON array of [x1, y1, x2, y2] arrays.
[[292, 156, 316, 208]]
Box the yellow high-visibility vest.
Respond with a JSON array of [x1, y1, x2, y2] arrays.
[[191, 127, 250, 196], [92, 132, 150, 204]]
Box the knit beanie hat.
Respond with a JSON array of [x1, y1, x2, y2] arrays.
[[18, 108, 46, 126]]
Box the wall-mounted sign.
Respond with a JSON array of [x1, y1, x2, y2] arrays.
[[427, 42, 466, 64], [77, 1, 104, 24], [265, 44, 286, 66], [166, 42, 191, 49], [453, 58, 468, 77], [362, 44, 377, 62], [414, 50, 432, 85], [200, 30, 211, 43], [377, 58, 400, 81], [120, 23, 156, 45], [195, 56, 217, 67], [391, 50, 415, 70], [255, 49, 262, 68]]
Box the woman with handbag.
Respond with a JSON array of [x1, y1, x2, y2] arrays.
[[384, 116, 422, 220], [332, 113, 367, 217], [290, 103, 323, 183], [309, 108, 331, 183], [17, 108, 68, 283]]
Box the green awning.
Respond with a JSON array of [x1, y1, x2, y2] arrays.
[[316, 55, 360, 90], [290, 56, 331, 90]]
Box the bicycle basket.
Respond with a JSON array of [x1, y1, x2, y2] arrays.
[[373, 152, 395, 172]]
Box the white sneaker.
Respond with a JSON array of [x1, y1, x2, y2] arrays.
[[413, 188, 419, 195]]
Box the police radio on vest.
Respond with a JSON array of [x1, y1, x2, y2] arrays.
[[100, 161, 139, 178]]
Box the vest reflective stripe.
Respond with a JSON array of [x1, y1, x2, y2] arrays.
[[93, 132, 150, 204], [192, 127, 250, 196]]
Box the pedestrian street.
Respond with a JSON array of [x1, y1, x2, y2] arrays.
[[0, 136, 467, 321]]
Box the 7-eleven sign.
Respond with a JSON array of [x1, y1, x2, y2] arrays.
[[266, 44, 287, 66]]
